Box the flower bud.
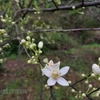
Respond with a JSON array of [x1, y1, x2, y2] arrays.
[[85, 80, 88, 84], [0, 48, 2, 52], [92, 64, 100, 75], [0, 59, 3, 63], [33, 43, 36, 47], [98, 77, 100, 81], [32, 38, 35, 42], [1, 19, 6, 22], [43, 58, 48, 63], [20, 39, 26, 44], [81, 73, 85, 77], [82, 93, 86, 97], [68, 81, 72, 84], [38, 41, 43, 49], [72, 6, 75, 9], [79, 91, 81, 93], [71, 89, 75, 92], [98, 57, 100, 61], [26, 36, 31, 41], [44, 84, 49, 89], [80, 12, 84, 15], [30, 44, 34, 49], [88, 84, 92, 88], [12, 22, 15, 25], [39, 50, 42, 54], [91, 73, 95, 77], [82, 7, 85, 9], [32, 56, 34, 59], [0, 40, 3, 43], [27, 60, 31, 64], [54, 86, 59, 90]]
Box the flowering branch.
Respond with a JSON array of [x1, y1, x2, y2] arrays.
[[88, 87, 100, 96], [72, 74, 91, 86]]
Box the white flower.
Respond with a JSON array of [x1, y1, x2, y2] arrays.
[[42, 61, 70, 86], [92, 64, 100, 75], [38, 41, 43, 49]]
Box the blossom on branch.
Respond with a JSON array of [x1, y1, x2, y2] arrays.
[[92, 64, 100, 75], [38, 41, 43, 49], [42, 60, 70, 86]]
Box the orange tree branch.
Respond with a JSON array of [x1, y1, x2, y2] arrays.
[[14, 1, 100, 17]]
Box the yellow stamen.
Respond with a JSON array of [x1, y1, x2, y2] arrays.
[[51, 70, 60, 79]]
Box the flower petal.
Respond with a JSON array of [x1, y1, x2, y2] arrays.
[[92, 64, 100, 74], [49, 60, 54, 65], [47, 77, 56, 86], [57, 77, 69, 86], [41, 68, 51, 77], [60, 66, 70, 76], [53, 61, 60, 71], [46, 61, 60, 71]]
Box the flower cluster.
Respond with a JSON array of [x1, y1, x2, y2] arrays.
[[0, 29, 10, 64], [0, 15, 15, 26], [42, 60, 70, 86], [20, 36, 43, 64]]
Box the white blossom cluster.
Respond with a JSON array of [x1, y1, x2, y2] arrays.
[[0, 15, 15, 25], [20, 36, 43, 64], [71, 58, 100, 99], [0, 29, 10, 64]]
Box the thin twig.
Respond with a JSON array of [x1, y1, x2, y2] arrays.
[[31, 27, 100, 33], [22, 0, 33, 19], [67, 0, 74, 6], [88, 87, 100, 96], [82, 0, 84, 6], [52, 0, 59, 9], [49, 86, 56, 100], [72, 74, 91, 86], [88, 7, 100, 22]]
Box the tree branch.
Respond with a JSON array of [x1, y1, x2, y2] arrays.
[[14, 1, 100, 17], [31, 28, 100, 33], [88, 87, 100, 96], [82, 0, 84, 6]]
